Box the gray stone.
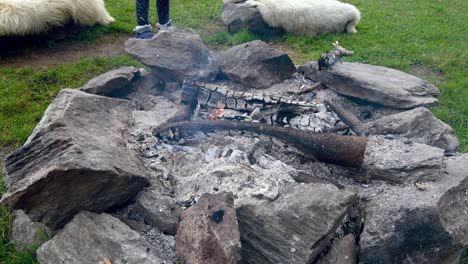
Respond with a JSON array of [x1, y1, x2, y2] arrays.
[[1, 89, 149, 229], [362, 137, 445, 184], [317, 234, 357, 264], [220, 40, 296, 88], [37, 211, 171, 264], [176, 192, 241, 264], [125, 27, 219, 83], [134, 187, 182, 235], [10, 210, 54, 249], [237, 183, 356, 264], [222, 2, 283, 36], [364, 107, 459, 153], [360, 154, 468, 264], [79, 66, 140, 96], [308, 62, 440, 109]]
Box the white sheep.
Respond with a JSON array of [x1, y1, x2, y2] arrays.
[[223, 0, 361, 36], [0, 0, 114, 36]]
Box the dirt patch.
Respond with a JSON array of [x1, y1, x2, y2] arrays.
[[0, 34, 131, 69], [410, 64, 445, 87]]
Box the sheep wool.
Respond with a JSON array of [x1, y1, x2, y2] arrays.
[[0, 0, 114, 36], [225, 0, 361, 36]]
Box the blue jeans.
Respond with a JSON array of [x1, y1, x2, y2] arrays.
[[136, 0, 170, 26]]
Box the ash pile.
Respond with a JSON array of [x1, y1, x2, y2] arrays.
[[2, 27, 467, 264]]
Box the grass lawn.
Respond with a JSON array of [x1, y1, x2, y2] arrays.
[[0, 0, 466, 262]]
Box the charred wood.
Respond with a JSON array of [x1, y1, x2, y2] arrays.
[[153, 120, 368, 168], [196, 82, 317, 111], [161, 81, 198, 124], [318, 42, 354, 71], [325, 100, 367, 136]]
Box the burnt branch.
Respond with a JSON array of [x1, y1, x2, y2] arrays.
[[161, 81, 198, 124], [153, 120, 368, 168], [294, 82, 322, 95], [318, 41, 354, 71], [325, 100, 368, 136]]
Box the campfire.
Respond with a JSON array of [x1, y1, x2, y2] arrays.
[[2, 27, 466, 264]]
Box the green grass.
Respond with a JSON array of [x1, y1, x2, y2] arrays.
[[0, 55, 141, 146], [0, 0, 466, 261]]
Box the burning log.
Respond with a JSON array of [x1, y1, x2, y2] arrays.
[[318, 41, 354, 70], [153, 120, 368, 168]]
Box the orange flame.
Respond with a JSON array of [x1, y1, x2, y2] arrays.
[[210, 106, 225, 121]]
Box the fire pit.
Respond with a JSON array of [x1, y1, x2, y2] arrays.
[[2, 27, 467, 264]]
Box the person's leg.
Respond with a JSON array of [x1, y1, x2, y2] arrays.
[[156, 0, 171, 27], [135, 0, 153, 38], [136, 0, 150, 26]]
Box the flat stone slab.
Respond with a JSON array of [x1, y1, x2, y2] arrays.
[[362, 137, 445, 183], [176, 192, 241, 264], [125, 27, 219, 83], [37, 212, 170, 264], [365, 107, 459, 153], [360, 154, 468, 264], [1, 89, 149, 229], [237, 183, 356, 264], [220, 40, 296, 88], [79, 66, 140, 96], [309, 62, 440, 109]]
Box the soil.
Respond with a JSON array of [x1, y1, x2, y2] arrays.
[[0, 33, 131, 69], [409, 64, 445, 87]]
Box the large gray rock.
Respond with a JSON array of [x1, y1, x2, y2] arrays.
[[317, 234, 357, 264], [79, 66, 141, 96], [362, 137, 445, 184], [360, 154, 468, 264], [1, 89, 149, 229], [37, 211, 171, 264], [365, 107, 459, 153], [10, 210, 53, 249], [309, 62, 440, 109], [222, 2, 283, 36], [237, 183, 356, 264], [176, 192, 241, 264], [125, 27, 219, 83], [220, 40, 296, 88], [133, 186, 182, 235]]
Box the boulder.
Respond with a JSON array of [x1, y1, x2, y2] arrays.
[[220, 40, 296, 88], [237, 183, 356, 264], [1, 89, 149, 229], [308, 62, 440, 109], [317, 234, 357, 264], [362, 137, 445, 184], [176, 192, 241, 264], [364, 107, 459, 153], [37, 212, 171, 264], [360, 154, 468, 264], [79, 66, 141, 96], [222, 2, 283, 36], [125, 27, 219, 83], [133, 186, 182, 235], [10, 210, 53, 249]]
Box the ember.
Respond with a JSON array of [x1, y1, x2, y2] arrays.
[[210, 105, 225, 121]]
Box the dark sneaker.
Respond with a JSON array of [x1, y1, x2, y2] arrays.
[[134, 25, 153, 39], [157, 19, 172, 30]]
